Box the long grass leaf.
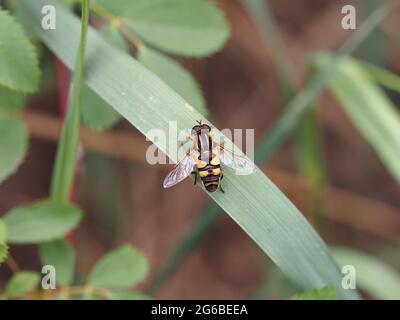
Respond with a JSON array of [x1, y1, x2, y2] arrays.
[[244, 0, 327, 187], [295, 109, 327, 186], [314, 53, 400, 184], [360, 60, 400, 93], [243, 0, 295, 100]]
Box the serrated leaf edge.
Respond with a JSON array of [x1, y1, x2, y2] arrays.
[[0, 113, 30, 184], [0, 10, 41, 93], [0, 244, 9, 265]]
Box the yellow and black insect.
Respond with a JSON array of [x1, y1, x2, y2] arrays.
[[163, 121, 254, 193]]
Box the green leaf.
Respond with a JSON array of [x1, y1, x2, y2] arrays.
[[3, 200, 82, 244], [0, 10, 40, 92], [360, 60, 400, 93], [0, 113, 29, 183], [4, 271, 40, 298], [50, 0, 90, 202], [81, 24, 128, 130], [108, 291, 152, 300], [0, 86, 26, 112], [0, 243, 8, 264], [314, 53, 400, 184], [0, 219, 6, 243], [0, 219, 8, 264], [18, 0, 379, 299], [295, 109, 326, 186], [88, 244, 148, 289], [290, 285, 336, 300], [138, 46, 206, 116], [243, 0, 295, 101], [39, 240, 76, 286], [245, 1, 326, 187], [332, 247, 400, 299], [92, 0, 230, 56]]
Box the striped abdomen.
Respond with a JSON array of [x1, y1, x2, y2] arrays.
[[198, 163, 222, 193]]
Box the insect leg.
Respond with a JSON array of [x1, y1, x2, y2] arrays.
[[219, 169, 225, 193], [191, 170, 198, 185]]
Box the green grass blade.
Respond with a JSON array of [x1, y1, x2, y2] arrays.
[[356, 0, 388, 66], [243, 0, 295, 100], [314, 53, 400, 184], [255, 0, 392, 161], [244, 0, 326, 187], [332, 246, 400, 299], [0, 219, 7, 264], [295, 109, 327, 186], [81, 24, 128, 130], [50, 0, 90, 202], [255, 0, 392, 163], [18, 0, 393, 299], [360, 60, 400, 93], [148, 1, 392, 294]]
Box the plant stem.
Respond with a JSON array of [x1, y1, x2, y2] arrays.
[[5, 254, 20, 273], [50, 0, 90, 202]]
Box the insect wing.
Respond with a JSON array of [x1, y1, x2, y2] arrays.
[[220, 145, 255, 175], [163, 153, 196, 188]]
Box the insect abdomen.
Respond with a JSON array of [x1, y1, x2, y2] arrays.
[[198, 164, 222, 193]]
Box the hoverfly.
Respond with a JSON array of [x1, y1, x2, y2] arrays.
[[163, 121, 254, 193]]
